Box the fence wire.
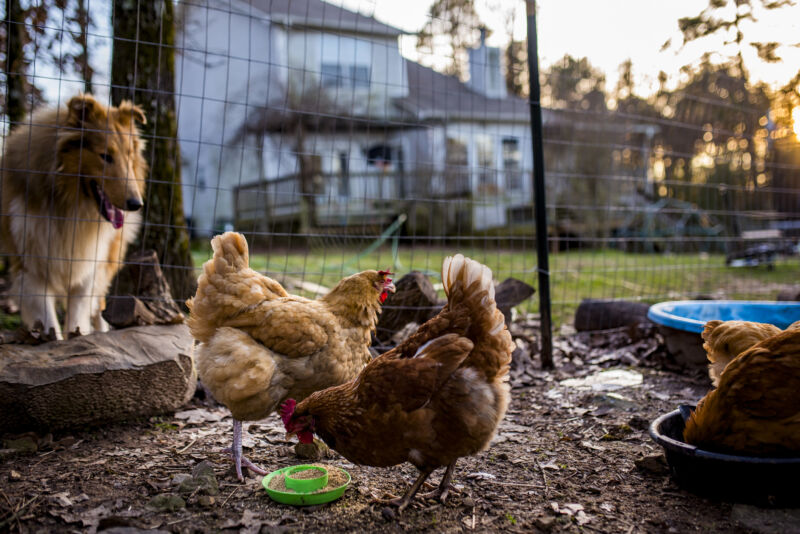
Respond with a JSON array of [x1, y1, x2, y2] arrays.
[[1, 0, 799, 345]]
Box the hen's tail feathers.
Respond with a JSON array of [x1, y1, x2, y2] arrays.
[[210, 231, 250, 274], [441, 254, 513, 381], [187, 232, 287, 343]]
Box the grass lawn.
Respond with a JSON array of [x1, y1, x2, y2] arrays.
[[191, 243, 800, 327]]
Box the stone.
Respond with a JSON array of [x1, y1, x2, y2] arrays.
[[0, 324, 196, 434], [146, 494, 186, 513]]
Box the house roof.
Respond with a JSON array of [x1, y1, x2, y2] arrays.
[[396, 61, 533, 123], [247, 0, 404, 36]]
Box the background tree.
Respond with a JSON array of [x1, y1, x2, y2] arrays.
[[2, 0, 48, 127], [416, 0, 486, 79], [111, 0, 194, 300]]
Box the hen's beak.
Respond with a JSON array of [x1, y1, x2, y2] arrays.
[[385, 281, 396, 294]]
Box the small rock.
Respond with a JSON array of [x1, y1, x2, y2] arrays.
[[3, 436, 38, 453], [381, 507, 397, 522], [634, 453, 669, 475], [8, 470, 21, 481], [171, 473, 192, 486], [462, 496, 476, 508], [198, 495, 216, 507], [627, 415, 650, 431], [178, 461, 219, 496], [294, 439, 329, 460], [533, 516, 556, 531], [147, 494, 186, 513]]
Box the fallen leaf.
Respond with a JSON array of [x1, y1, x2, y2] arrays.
[[174, 408, 228, 425]]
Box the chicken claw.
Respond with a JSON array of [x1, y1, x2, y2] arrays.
[[418, 461, 457, 503], [226, 419, 268, 481], [372, 469, 434, 512]]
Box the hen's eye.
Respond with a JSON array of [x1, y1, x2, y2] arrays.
[[99, 153, 114, 164]]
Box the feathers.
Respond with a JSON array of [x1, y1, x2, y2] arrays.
[[288, 254, 513, 475], [188, 232, 385, 426], [685, 322, 800, 455]]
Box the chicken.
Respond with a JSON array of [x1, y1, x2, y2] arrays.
[[186, 232, 395, 480], [281, 254, 514, 511], [684, 327, 800, 456], [702, 320, 782, 386]]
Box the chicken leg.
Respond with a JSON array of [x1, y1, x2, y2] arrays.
[[226, 419, 267, 481], [375, 468, 434, 512], [419, 461, 457, 503]]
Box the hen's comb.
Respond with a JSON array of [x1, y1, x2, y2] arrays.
[[280, 399, 297, 426], [378, 269, 393, 277]]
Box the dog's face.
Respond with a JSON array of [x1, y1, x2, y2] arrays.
[[57, 94, 148, 229]]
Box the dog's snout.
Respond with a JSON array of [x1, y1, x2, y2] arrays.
[[125, 198, 143, 211]]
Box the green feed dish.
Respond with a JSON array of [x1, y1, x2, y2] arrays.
[[263, 464, 351, 506]]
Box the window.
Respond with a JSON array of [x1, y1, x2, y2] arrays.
[[502, 138, 522, 191], [320, 35, 372, 89]]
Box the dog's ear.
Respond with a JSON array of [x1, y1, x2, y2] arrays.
[[116, 101, 147, 126], [66, 94, 102, 127]]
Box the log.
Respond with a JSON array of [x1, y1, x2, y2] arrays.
[[777, 286, 800, 301], [104, 250, 185, 328], [574, 299, 652, 332], [376, 272, 442, 342], [0, 324, 196, 434], [495, 278, 536, 326]]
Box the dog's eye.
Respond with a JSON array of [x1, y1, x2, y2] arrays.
[[99, 153, 114, 164]]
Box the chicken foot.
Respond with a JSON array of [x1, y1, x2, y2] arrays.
[[226, 419, 268, 481], [374, 468, 434, 513], [419, 461, 457, 503]]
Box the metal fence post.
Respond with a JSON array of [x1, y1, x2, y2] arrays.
[[526, 0, 554, 369]]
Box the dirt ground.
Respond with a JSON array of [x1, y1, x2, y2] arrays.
[[1, 325, 797, 533]]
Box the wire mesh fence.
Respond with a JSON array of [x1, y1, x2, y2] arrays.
[[1, 0, 799, 347]]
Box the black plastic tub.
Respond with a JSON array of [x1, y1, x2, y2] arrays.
[[649, 408, 800, 506]]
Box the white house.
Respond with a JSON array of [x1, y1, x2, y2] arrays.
[[175, 0, 535, 236]]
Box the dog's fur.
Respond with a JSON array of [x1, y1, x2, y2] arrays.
[[1, 94, 148, 339]]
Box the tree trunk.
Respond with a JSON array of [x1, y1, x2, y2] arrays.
[[4, 0, 26, 128], [75, 0, 92, 94], [110, 0, 195, 302]]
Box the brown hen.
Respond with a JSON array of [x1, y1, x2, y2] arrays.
[[702, 320, 782, 386], [282, 254, 514, 511], [186, 232, 394, 479], [684, 327, 800, 455]]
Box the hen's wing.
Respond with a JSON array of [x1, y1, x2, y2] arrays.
[[360, 334, 473, 412], [686, 328, 800, 453], [187, 232, 289, 343], [718, 331, 800, 420], [702, 320, 782, 386], [221, 298, 331, 359]]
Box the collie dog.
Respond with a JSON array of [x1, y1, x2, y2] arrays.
[[1, 94, 148, 339]]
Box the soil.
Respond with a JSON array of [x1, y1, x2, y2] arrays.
[[0, 324, 791, 533]]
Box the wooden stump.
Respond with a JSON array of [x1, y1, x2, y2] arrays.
[[495, 278, 536, 326], [0, 324, 196, 434], [104, 250, 185, 328], [376, 272, 441, 343], [574, 299, 652, 332]]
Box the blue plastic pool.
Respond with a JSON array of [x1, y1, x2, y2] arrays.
[[647, 300, 800, 334]]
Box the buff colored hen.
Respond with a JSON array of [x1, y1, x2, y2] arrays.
[[685, 327, 800, 455], [186, 232, 394, 479]]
